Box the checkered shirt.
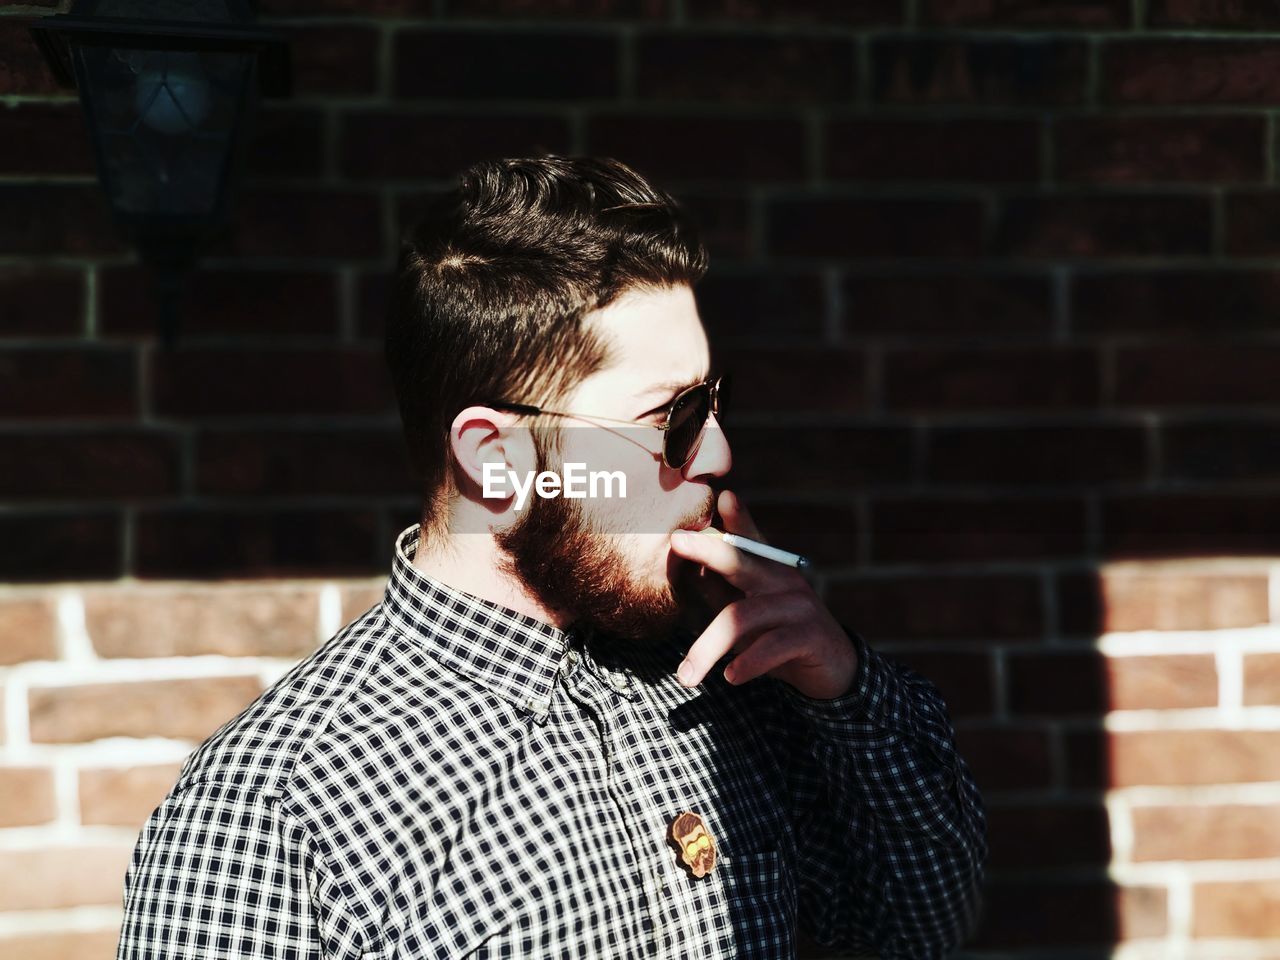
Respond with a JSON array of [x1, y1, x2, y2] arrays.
[[116, 524, 986, 960]]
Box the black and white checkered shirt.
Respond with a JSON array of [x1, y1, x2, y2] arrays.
[[117, 524, 986, 960]]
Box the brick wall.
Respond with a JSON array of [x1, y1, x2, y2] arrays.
[[4, 0, 1280, 956]]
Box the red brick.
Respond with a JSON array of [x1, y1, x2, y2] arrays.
[[259, 0, 429, 11], [395, 30, 618, 101], [0, 513, 123, 582], [0, 102, 93, 175], [210, 188, 382, 260], [871, 37, 1088, 105], [0, 184, 127, 256], [768, 197, 985, 259], [712, 347, 866, 414], [884, 345, 1100, 411], [0, 20, 63, 94], [0, 596, 58, 665], [0, 847, 134, 910], [686, 0, 897, 22], [676, 192, 754, 261], [1244, 653, 1280, 706], [1114, 344, 1280, 407], [0, 930, 122, 960], [196, 428, 413, 496], [871, 496, 1087, 564], [0, 432, 180, 499], [0, 265, 83, 337], [842, 273, 1053, 338], [1102, 494, 1280, 559], [1193, 880, 1280, 937], [952, 726, 1053, 789], [342, 112, 572, 181], [1009, 652, 1217, 714], [0, 767, 56, 827], [1056, 116, 1266, 183], [134, 508, 381, 578], [1133, 804, 1280, 861], [79, 763, 184, 827], [973, 881, 1166, 947], [730, 425, 913, 491], [99, 266, 340, 338], [84, 586, 320, 658], [825, 118, 1039, 183], [1056, 570, 1105, 638], [28, 676, 263, 743], [696, 272, 826, 340], [985, 803, 1111, 869], [995, 195, 1213, 257], [340, 583, 386, 626], [149, 347, 392, 418], [925, 0, 1129, 25], [1149, 0, 1280, 27], [1111, 730, 1280, 786], [1101, 571, 1268, 631], [446, 0, 668, 15], [1073, 271, 1280, 336], [1007, 651, 1109, 715], [1064, 728, 1108, 788], [636, 35, 854, 103], [1164, 417, 1280, 482], [287, 24, 379, 96], [1104, 40, 1280, 104], [1225, 191, 1280, 256], [826, 573, 1044, 641], [244, 107, 325, 181], [738, 500, 860, 569], [0, 348, 136, 420], [586, 114, 807, 183], [883, 650, 994, 717], [927, 424, 1147, 486]]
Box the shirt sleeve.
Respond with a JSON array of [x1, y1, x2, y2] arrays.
[[116, 778, 361, 960], [761, 628, 988, 960]]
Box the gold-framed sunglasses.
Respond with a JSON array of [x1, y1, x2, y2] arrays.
[[486, 374, 728, 470]]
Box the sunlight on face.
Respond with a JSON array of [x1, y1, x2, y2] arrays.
[[553, 283, 731, 591]]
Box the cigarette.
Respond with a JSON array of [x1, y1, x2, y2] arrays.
[[700, 528, 810, 569]]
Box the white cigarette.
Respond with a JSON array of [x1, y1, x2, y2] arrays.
[[700, 528, 810, 569]]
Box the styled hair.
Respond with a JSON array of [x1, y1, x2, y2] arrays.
[[385, 155, 710, 537]]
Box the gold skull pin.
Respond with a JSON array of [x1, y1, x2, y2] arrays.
[[669, 811, 715, 878]]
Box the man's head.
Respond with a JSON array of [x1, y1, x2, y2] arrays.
[[386, 156, 729, 640]]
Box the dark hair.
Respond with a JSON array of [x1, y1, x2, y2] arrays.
[[386, 155, 710, 538]]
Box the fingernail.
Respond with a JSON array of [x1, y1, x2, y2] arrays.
[[677, 659, 695, 686]]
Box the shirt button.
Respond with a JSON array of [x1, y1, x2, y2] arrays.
[[609, 673, 630, 692]]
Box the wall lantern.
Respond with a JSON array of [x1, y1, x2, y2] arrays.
[[28, 0, 291, 345]]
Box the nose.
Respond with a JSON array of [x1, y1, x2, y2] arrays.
[[682, 413, 731, 481]]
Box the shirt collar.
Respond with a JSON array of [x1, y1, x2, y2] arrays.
[[383, 523, 577, 724]]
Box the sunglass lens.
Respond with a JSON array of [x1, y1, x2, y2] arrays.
[[666, 386, 710, 468]]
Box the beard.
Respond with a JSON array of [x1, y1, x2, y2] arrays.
[[494, 454, 714, 644]]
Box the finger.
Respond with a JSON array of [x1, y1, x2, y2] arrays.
[[718, 489, 764, 541], [723, 625, 809, 686], [669, 527, 775, 593], [691, 563, 742, 613], [676, 594, 803, 688]]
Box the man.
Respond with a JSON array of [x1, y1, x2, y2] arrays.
[[117, 156, 986, 960]]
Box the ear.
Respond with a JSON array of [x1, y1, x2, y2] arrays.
[[448, 405, 537, 499]]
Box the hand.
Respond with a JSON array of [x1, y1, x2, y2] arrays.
[[668, 490, 858, 701]]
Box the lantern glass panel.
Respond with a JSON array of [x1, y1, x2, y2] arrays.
[[72, 42, 254, 217]]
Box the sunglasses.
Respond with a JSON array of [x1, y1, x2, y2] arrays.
[[487, 374, 728, 470]]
